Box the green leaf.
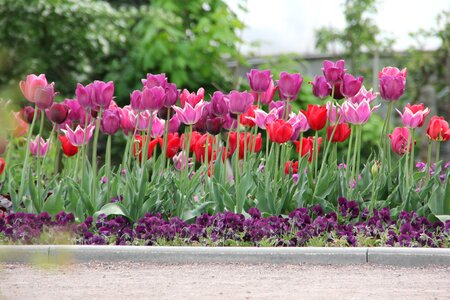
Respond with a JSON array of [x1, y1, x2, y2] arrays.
[[94, 202, 129, 220]]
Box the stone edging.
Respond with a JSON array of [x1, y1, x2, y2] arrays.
[[0, 246, 449, 266]]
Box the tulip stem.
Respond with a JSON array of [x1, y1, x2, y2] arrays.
[[346, 125, 354, 178], [235, 115, 241, 213], [297, 132, 303, 178], [383, 101, 394, 172], [409, 129, 415, 186], [141, 112, 153, 170], [91, 108, 103, 206], [350, 125, 361, 196], [313, 131, 319, 180], [436, 142, 441, 165], [426, 141, 432, 181], [128, 113, 140, 170], [161, 109, 171, 171]]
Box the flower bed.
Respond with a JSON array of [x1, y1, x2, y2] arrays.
[[1, 199, 449, 247]]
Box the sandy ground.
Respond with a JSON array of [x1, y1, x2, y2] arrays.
[[0, 262, 449, 300]]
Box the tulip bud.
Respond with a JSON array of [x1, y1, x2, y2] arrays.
[[92, 80, 114, 109], [341, 73, 364, 98], [310, 75, 331, 99], [163, 83, 179, 108], [211, 91, 229, 117], [21, 106, 39, 124], [130, 90, 143, 111], [206, 117, 224, 135], [277, 72, 303, 101], [48, 102, 69, 124], [35, 83, 56, 109], [101, 109, 121, 135], [142, 86, 165, 111], [322, 60, 346, 83], [371, 161, 380, 177], [247, 69, 272, 93]]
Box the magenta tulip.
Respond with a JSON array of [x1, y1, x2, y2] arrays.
[[348, 86, 378, 104], [61, 123, 96, 146], [172, 101, 205, 125], [277, 72, 303, 101], [341, 99, 380, 125], [341, 73, 364, 98], [310, 75, 332, 99], [163, 83, 179, 108], [379, 67, 407, 101], [251, 79, 277, 105], [168, 114, 181, 133], [141, 73, 168, 88], [142, 86, 165, 111], [130, 90, 143, 111], [322, 60, 346, 83], [101, 109, 121, 135], [29, 135, 50, 157], [180, 88, 204, 108], [151, 115, 165, 138], [211, 91, 229, 117], [247, 69, 272, 93], [228, 91, 254, 115], [119, 106, 135, 136], [91, 81, 114, 109]]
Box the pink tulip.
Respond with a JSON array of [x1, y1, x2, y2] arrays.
[[172, 101, 205, 125], [379, 66, 407, 101], [64, 98, 84, 122], [61, 123, 96, 147], [130, 90, 143, 111], [91, 81, 114, 109], [34, 83, 56, 109], [211, 91, 229, 117], [101, 108, 121, 135], [326, 101, 344, 125], [169, 114, 181, 133], [341, 99, 380, 125], [180, 88, 205, 108], [322, 60, 346, 83], [269, 100, 291, 119], [288, 111, 310, 140], [396, 104, 430, 129], [228, 91, 254, 115], [310, 75, 331, 99], [247, 69, 272, 93], [251, 79, 277, 105], [119, 106, 135, 136], [173, 151, 188, 171], [277, 72, 303, 101], [141, 73, 168, 88], [142, 86, 165, 112], [348, 86, 378, 104], [246, 108, 277, 130], [341, 73, 364, 98], [29, 135, 50, 157], [19, 74, 48, 103], [151, 114, 165, 138], [389, 127, 412, 155]]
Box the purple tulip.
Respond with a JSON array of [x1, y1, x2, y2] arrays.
[[326, 101, 343, 125], [64, 98, 83, 122], [141, 73, 168, 88], [173, 151, 187, 171], [341, 73, 364, 98], [247, 69, 272, 93], [101, 109, 121, 135], [277, 72, 303, 101], [172, 101, 205, 125], [130, 90, 143, 111], [76, 83, 93, 109], [91, 81, 114, 109], [61, 123, 96, 146], [168, 114, 181, 133], [211, 91, 229, 117], [29, 135, 50, 157], [206, 117, 224, 135], [322, 60, 346, 83], [378, 67, 407, 101], [222, 113, 237, 131], [21, 106, 39, 124], [310, 75, 331, 99], [341, 99, 380, 125], [34, 83, 56, 109], [269, 100, 291, 119], [228, 91, 254, 115], [47, 102, 69, 124], [163, 83, 179, 108], [251, 80, 277, 104], [142, 86, 165, 112]]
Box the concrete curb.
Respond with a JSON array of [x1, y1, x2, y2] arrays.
[[0, 246, 449, 266]]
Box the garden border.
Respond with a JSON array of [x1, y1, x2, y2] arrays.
[[0, 246, 449, 266]]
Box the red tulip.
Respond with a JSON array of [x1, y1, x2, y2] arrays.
[[267, 119, 293, 144], [326, 123, 351, 143], [180, 131, 202, 153], [166, 133, 180, 158], [240, 105, 257, 127], [389, 127, 412, 155], [228, 132, 262, 159], [194, 134, 215, 163], [133, 135, 162, 161], [284, 161, 298, 174], [0, 157, 5, 176], [294, 136, 323, 162], [58, 135, 78, 157], [426, 116, 450, 141], [302, 104, 327, 131]]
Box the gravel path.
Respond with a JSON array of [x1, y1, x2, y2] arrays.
[[0, 262, 449, 299]]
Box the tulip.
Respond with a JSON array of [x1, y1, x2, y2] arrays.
[[302, 104, 327, 131], [341, 73, 364, 98], [61, 123, 96, 146], [322, 60, 346, 83], [326, 123, 351, 143], [426, 116, 450, 141], [172, 101, 205, 125], [378, 66, 407, 101], [133, 135, 162, 161], [310, 75, 331, 99], [173, 151, 188, 170], [194, 134, 215, 163], [58, 135, 78, 157], [288, 111, 310, 141], [48, 103, 69, 124], [206, 117, 224, 135], [76, 83, 93, 109], [341, 100, 380, 125], [389, 127, 412, 155], [21, 106, 39, 124], [142, 73, 168, 88], [163, 83, 179, 108], [180, 88, 205, 108], [269, 100, 291, 119], [247, 69, 272, 93], [211, 91, 229, 117], [151, 115, 165, 138], [396, 104, 430, 129], [267, 119, 293, 144], [0, 157, 5, 176], [326, 101, 343, 125], [222, 113, 237, 131], [29, 135, 50, 157], [101, 109, 121, 135], [130, 90, 143, 111], [331, 81, 345, 100], [294, 136, 322, 162], [142, 86, 165, 111], [90, 81, 114, 109], [284, 161, 298, 175], [277, 72, 303, 101], [240, 105, 257, 127], [34, 83, 56, 109], [251, 80, 277, 105], [166, 133, 180, 158], [348, 86, 377, 104], [229, 132, 262, 159], [12, 112, 29, 137], [228, 91, 254, 115], [19, 74, 48, 103], [119, 107, 135, 136], [246, 108, 277, 130], [131, 110, 151, 131], [168, 114, 181, 133], [64, 98, 84, 123]]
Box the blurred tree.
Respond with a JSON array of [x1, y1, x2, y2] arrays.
[[0, 0, 245, 103], [315, 0, 393, 78]]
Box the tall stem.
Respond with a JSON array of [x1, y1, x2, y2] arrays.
[[235, 115, 241, 212], [436, 142, 441, 165], [297, 132, 303, 177], [91, 108, 103, 204], [313, 131, 319, 179], [409, 128, 415, 185], [426, 141, 432, 181]]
